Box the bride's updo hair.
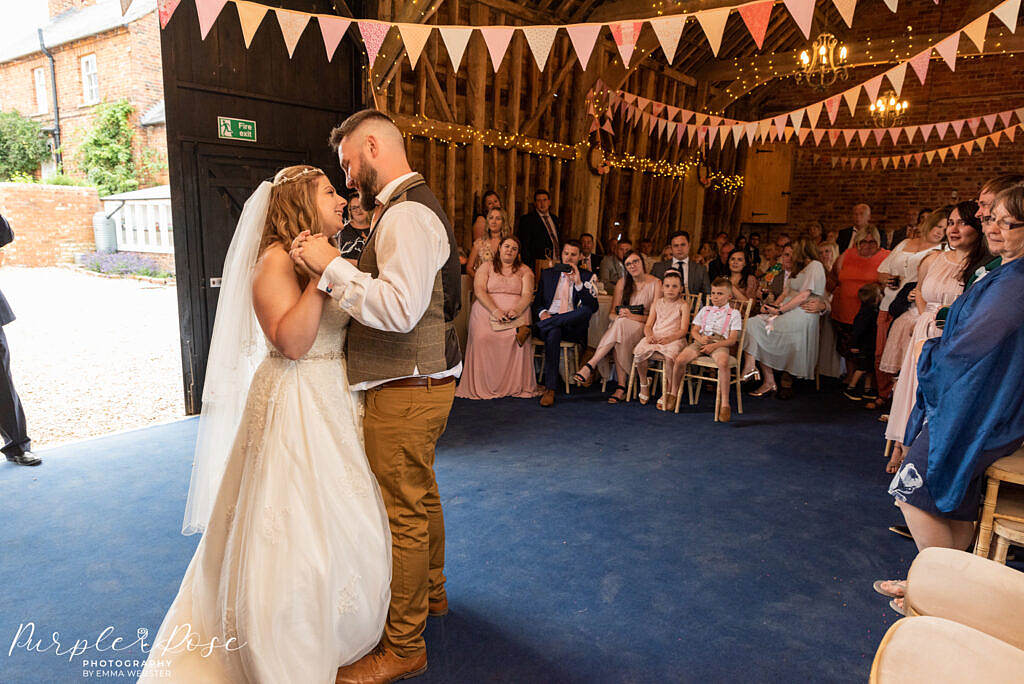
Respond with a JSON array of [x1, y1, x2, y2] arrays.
[[259, 165, 327, 258]]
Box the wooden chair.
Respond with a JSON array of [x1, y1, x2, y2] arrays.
[[974, 447, 1024, 558], [992, 519, 1024, 565], [676, 299, 754, 420], [532, 339, 580, 394], [624, 294, 701, 403]]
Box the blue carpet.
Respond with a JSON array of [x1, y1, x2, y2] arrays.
[[1, 384, 956, 682]]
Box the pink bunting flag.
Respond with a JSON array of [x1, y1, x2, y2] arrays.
[[798, 128, 811, 144], [566, 25, 601, 69], [843, 129, 856, 145], [919, 123, 934, 141], [857, 129, 870, 146], [864, 74, 884, 105], [708, 115, 722, 127], [951, 119, 966, 137], [825, 95, 841, 124], [708, 126, 719, 146], [783, 0, 815, 38], [677, 124, 686, 145], [999, 110, 1014, 127], [318, 16, 351, 62], [159, 0, 181, 28], [833, 0, 857, 28], [887, 127, 901, 144], [934, 33, 960, 71], [652, 103, 665, 116], [813, 129, 826, 145], [666, 105, 680, 121], [829, 129, 842, 146], [738, 1, 773, 50], [908, 49, 930, 85], [623, 92, 637, 105], [359, 21, 391, 68], [983, 113, 998, 132], [694, 112, 708, 126], [602, 119, 615, 135], [773, 114, 788, 137], [966, 117, 980, 135], [993, 0, 1021, 33], [914, 152, 924, 165], [872, 129, 885, 145], [276, 9, 310, 58], [637, 97, 651, 112], [679, 110, 694, 125], [480, 26, 515, 72], [196, 0, 229, 39], [657, 117, 668, 138], [610, 22, 642, 66], [935, 121, 949, 139]]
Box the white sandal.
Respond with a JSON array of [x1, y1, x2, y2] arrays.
[[638, 379, 650, 405]]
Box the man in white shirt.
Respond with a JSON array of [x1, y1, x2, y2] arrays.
[[650, 230, 711, 295], [291, 110, 460, 684]]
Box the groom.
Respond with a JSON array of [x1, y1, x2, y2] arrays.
[[291, 109, 461, 683]]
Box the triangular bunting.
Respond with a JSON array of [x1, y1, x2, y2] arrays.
[[398, 24, 432, 69], [935, 121, 949, 139], [522, 26, 558, 71], [696, 8, 731, 56], [963, 15, 988, 52], [904, 125, 918, 142], [439, 27, 472, 70], [610, 21, 643, 65], [159, 0, 181, 29], [925, 150, 936, 163], [806, 101, 823, 128], [873, 128, 885, 145], [746, 122, 758, 144], [993, 0, 1021, 33], [738, 1, 773, 49], [952, 119, 966, 137], [650, 16, 686, 62], [857, 128, 871, 145], [196, 0, 229, 40], [813, 128, 826, 145], [908, 49, 930, 85], [829, 129, 841, 145], [843, 128, 856, 145], [480, 26, 515, 72], [236, 1, 268, 48], [883, 0, 898, 11], [864, 74, 884, 104], [798, 128, 811, 144], [783, 0, 815, 39], [843, 87, 860, 116], [790, 108, 805, 135], [978, 135, 988, 150], [967, 117, 981, 135], [886, 62, 907, 96], [919, 123, 934, 141], [887, 127, 901, 144], [773, 114, 788, 136], [825, 95, 841, 124], [935, 33, 960, 71], [359, 21, 391, 68], [983, 113, 998, 132], [937, 147, 948, 162], [999, 110, 1013, 127], [276, 9, 309, 58], [1006, 125, 1017, 142], [318, 16, 351, 62], [833, 0, 857, 28]]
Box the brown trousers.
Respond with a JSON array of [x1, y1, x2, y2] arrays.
[[363, 381, 455, 657]]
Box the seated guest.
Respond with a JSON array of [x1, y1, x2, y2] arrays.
[[696, 241, 715, 266], [811, 241, 842, 379], [885, 202, 988, 473], [744, 232, 761, 271], [742, 239, 827, 397], [970, 174, 1024, 287], [764, 242, 793, 302], [456, 237, 540, 401], [842, 283, 881, 400], [639, 237, 658, 271], [724, 248, 758, 302], [757, 242, 779, 278], [806, 221, 824, 245], [734, 234, 748, 253], [527, 240, 598, 407], [707, 241, 734, 281], [831, 227, 889, 374], [574, 251, 660, 404], [466, 207, 511, 278], [818, 240, 840, 272], [632, 270, 691, 407], [578, 232, 602, 274], [599, 238, 632, 289], [650, 230, 711, 295], [668, 278, 742, 421], [714, 231, 729, 252], [334, 191, 371, 262], [876, 186, 1024, 612], [469, 189, 502, 245]]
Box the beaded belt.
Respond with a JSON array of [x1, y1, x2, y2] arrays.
[[268, 350, 345, 361]]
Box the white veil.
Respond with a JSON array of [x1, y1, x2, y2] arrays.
[[181, 182, 272, 535]]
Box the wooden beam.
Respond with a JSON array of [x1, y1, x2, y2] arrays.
[[372, 0, 446, 93], [520, 57, 576, 136], [475, 0, 560, 24], [587, 0, 780, 23], [423, 53, 455, 122]]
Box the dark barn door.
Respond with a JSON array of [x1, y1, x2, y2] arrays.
[[161, 0, 364, 413]]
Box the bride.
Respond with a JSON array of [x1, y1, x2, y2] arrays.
[[140, 166, 391, 682]]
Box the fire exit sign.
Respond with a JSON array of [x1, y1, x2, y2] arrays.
[[217, 116, 257, 142]]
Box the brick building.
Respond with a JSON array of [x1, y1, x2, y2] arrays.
[[0, 0, 167, 186]]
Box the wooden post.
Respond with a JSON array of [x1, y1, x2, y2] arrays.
[[466, 3, 488, 247], [506, 20, 523, 219]]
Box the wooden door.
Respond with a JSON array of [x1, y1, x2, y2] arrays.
[[739, 143, 794, 224]]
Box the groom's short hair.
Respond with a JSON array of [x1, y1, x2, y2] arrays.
[[329, 110, 399, 152]]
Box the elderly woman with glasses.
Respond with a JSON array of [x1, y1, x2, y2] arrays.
[[876, 185, 1024, 613], [830, 227, 890, 388]]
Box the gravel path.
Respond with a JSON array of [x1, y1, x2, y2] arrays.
[[0, 267, 186, 449]]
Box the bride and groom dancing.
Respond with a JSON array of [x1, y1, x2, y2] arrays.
[[140, 110, 462, 683]]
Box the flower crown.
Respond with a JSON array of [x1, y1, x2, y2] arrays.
[[273, 167, 323, 187]]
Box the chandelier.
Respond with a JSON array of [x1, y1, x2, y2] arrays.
[[795, 33, 849, 89], [869, 91, 910, 128]]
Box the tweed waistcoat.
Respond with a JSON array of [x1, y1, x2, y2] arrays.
[[346, 174, 462, 384]]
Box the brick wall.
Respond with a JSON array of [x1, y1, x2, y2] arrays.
[[0, 183, 99, 266], [0, 9, 167, 186], [754, 49, 1024, 238]]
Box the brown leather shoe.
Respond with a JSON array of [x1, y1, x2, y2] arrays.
[[428, 595, 448, 617], [515, 325, 531, 347], [539, 389, 555, 407], [336, 646, 427, 684]]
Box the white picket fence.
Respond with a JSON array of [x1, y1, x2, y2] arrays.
[[102, 186, 173, 254]]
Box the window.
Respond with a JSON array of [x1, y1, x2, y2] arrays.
[[80, 54, 99, 105], [34, 67, 48, 114]]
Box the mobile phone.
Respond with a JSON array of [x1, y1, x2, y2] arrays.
[[554, 263, 573, 273]]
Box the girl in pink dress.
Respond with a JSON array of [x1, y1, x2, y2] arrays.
[[456, 237, 541, 400], [632, 270, 691, 405]]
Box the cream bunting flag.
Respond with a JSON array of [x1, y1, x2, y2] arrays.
[[886, 62, 907, 96], [904, 125, 918, 142], [887, 127, 900, 144], [398, 24, 432, 69], [806, 101, 823, 128], [993, 0, 1021, 32], [864, 74, 884, 104], [276, 9, 310, 58], [963, 15, 988, 52], [858, 129, 870, 145], [843, 128, 856, 145], [784, 0, 815, 38], [236, 1, 268, 48], [843, 87, 860, 116], [566, 25, 601, 69], [523, 26, 558, 71], [882, 0, 898, 12], [872, 129, 885, 145], [480, 26, 515, 72], [790, 108, 805, 135], [439, 27, 472, 70], [983, 113, 998, 132], [696, 8, 731, 57], [650, 16, 686, 62], [935, 33, 960, 71], [318, 16, 351, 62], [832, 0, 857, 28], [196, 0, 228, 40]]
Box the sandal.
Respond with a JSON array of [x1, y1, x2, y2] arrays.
[[889, 597, 906, 616], [873, 580, 906, 599], [662, 393, 677, 412], [607, 384, 626, 404], [572, 362, 594, 386], [885, 444, 905, 475], [638, 378, 651, 405]]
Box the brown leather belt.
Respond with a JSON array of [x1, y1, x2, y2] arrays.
[[375, 375, 456, 389]]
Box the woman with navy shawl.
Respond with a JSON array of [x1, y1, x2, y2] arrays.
[[888, 185, 1024, 559]]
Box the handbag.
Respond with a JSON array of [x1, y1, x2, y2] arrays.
[[490, 311, 529, 332], [887, 281, 917, 321]]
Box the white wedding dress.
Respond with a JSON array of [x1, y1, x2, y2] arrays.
[[141, 305, 391, 683]]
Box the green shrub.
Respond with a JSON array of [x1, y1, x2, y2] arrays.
[[78, 100, 138, 196], [0, 112, 49, 180]]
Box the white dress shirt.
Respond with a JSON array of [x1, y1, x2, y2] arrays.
[[318, 171, 462, 390], [669, 257, 690, 292], [540, 272, 596, 316]]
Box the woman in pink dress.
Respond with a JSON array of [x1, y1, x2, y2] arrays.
[[885, 202, 988, 472], [632, 270, 691, 405], [573, 250, 660, 403], [456, 236, 541, 400]]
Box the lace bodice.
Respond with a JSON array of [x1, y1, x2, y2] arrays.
[[268, 305, 350, 360]]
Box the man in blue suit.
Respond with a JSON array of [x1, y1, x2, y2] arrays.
[[522, 239, 598, 407]]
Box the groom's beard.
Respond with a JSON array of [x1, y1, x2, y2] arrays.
[[356, 160, 379, 213]]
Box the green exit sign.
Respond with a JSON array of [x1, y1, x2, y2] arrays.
[[217, 116, 257, 142]]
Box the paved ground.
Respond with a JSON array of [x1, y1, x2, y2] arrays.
[[0, 267, 185, 448]]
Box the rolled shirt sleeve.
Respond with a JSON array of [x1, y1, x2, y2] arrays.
[[317, 203, 449, 333]]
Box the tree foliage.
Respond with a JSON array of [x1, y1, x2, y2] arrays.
[[0, 111, 50, 181], [78, 100, 138, 196]]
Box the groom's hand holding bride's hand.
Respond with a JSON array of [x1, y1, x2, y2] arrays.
[[290, 231, 340, 278]]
